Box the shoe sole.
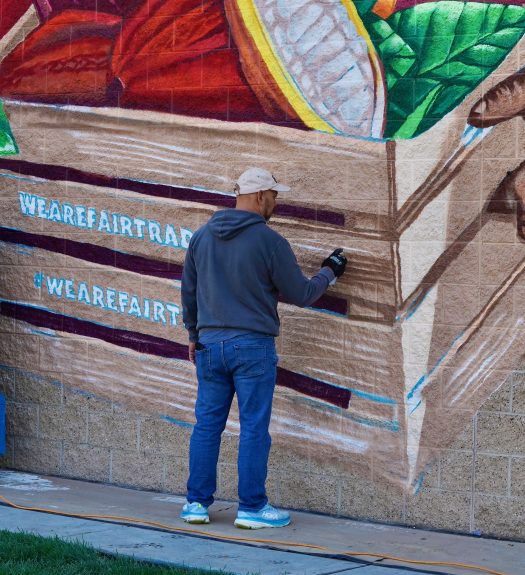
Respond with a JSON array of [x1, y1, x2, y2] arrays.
[[234, 518, 290, 529], [182, 515, 210, 524]]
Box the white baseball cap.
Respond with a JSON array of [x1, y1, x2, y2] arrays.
[[235, 167, 291, 195]]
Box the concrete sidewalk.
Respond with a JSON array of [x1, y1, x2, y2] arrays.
[[0, 470, 522, 575]]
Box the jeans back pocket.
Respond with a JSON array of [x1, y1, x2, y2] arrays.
[[234, 344, 267, 378]]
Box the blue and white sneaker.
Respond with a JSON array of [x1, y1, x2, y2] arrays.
[[180, 501, 209, 524], [234, 504, 290, 529]]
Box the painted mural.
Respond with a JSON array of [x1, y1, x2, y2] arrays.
[[0, 0, 525, 493]]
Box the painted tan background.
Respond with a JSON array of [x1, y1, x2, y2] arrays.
[[2, 359, 525, 538], [1, 2, 525, 541]]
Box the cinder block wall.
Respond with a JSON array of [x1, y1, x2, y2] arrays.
[[2, 363, 525, 540], [1, 0, 525, 544]]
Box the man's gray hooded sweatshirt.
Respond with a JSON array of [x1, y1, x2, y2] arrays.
[[181, 209, 335, 342]]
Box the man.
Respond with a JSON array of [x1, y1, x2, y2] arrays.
[[180, 167, 347, 529]]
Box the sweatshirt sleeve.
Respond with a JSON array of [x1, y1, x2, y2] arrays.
[[181, 242, 199, 342], [270, 238, 335, 307]]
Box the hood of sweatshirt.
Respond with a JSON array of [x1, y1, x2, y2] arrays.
[[207, 209, 265, 240]]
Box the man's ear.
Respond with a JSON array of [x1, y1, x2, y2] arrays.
[[256, 190, 264, 204]]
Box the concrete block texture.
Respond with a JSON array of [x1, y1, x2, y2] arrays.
[[1, 1, 525, 543], [111, 449, 165, 491], [61, 443, 111, 483], [2, 353, 525, 540]]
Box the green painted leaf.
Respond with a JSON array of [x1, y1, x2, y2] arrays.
[[360, 2, 525, 139], [0, 102, 18, 156], [365, 15, 417, 91], [394, 84, 443, 139], [354, 0, 377, 17]]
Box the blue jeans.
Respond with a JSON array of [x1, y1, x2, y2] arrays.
[[187, 334, 277, 511]]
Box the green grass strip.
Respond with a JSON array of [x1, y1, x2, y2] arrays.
[[0, 530, 234, 575]]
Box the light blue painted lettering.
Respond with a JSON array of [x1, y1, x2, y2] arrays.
[[92, 286, 105, 308], [111, 213, 119, 234], [128, 296, 142, 318], [64, 279, 76, 300], [181, 228, 193, 249], [164, 224, 179, 248], [134, 218, 146, 239], [46, 276, 64, 297], [143, 298, 150, 319], [165, 303, 180, 326], [148, 220, 162, 244], [75, 206, 87, 228], [36, 198, 49, 219], [19, 192, 37, 216], [77, 282, 90, 305], [118, 291, 129, 313], [98, 210, 111, 233], [153, 301, 166, 324], [106, 288, 118, 311], [87, 208, 97, 229], [119, 215, 133, 238], [63, 204, 76, 226], [48, 200, 62, 223]]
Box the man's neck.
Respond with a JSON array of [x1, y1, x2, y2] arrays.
[[235, 202, 261, 216]]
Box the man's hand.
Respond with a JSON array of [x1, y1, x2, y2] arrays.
[[322, 248, 347, 278], [188, 341, 196, 365]]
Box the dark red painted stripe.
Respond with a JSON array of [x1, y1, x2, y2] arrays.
[[0, 301, 351, 408], [0, 159, 345, 226], [307, 292, 347, 316], [276, 367, 350, 408], [0, 226, 181, 278], [0, 227, 348, 315]]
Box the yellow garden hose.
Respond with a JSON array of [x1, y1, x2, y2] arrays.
[[0, 494, 511, 575]]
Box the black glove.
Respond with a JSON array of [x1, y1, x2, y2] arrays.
[[322, 248, 347, 278]]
